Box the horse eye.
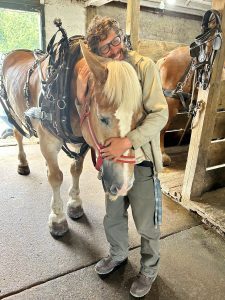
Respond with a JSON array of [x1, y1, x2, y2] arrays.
[[99, 116, 110, 126]]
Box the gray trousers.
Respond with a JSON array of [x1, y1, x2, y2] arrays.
[[104, 164, 160, 278]]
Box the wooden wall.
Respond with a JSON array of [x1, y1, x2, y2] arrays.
[[203, 80, 225, 191]]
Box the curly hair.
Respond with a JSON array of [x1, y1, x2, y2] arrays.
[[86, 16, 122, 54]]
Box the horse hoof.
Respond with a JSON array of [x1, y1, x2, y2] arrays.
[[162, 153, 171, 167], [67, 205, 84, 220], [50, 219, 69, 237], [18, 165, 30, 175]]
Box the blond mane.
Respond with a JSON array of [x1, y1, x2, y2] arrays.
[[103, 60, 142, 114]]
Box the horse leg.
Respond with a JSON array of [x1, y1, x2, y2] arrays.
[[38, 127, 68, 237], [14, 129, 30, 175], [161, 97, 181, 166], [67, 155, 85, 219], [160, 127, 171, 167]]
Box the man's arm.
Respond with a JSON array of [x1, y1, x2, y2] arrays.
[[126, 58, 168, 150], [102, 57, 168, 160]]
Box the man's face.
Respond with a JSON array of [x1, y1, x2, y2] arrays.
[[98, 30, 125, 60]]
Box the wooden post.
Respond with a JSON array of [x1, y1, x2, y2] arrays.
[[86, 6, 97, 31], [182, 2, 225, 202], [126, 0, 140, 50]]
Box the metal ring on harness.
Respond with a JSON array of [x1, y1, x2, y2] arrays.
[[57, 99, 66, 109]]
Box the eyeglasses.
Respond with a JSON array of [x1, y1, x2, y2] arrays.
[[99, 35, 122, 55]]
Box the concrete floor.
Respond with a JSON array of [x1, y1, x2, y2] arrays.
[[0, 143, 225, 300]]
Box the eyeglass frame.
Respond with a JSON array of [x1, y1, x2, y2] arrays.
[[98, 35, 122, 55]]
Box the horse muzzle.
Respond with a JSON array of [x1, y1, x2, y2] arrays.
[[101, 159, 134, 200]]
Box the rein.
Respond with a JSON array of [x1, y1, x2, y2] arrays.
[[78, 95, 136, 171]]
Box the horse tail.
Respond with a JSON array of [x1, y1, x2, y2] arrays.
[[0, 66, 9, 113], [0, 64, 33, 138]]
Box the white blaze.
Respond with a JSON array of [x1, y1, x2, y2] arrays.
[[115, 108, 133, 194]]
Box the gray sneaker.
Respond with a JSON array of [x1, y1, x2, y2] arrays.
[[130, 272, 156, 298], [95, 255, 128, 275]]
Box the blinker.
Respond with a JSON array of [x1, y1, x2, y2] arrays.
[[213, 34, 222, 50], [190, 42, 200, 58]]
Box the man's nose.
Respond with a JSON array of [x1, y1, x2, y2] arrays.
[[109, 45, 118, 54]]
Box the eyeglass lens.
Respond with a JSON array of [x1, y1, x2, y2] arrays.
[[100, 36, 121, 54]]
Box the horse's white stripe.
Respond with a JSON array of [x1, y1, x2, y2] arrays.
[[115, 109, 132, 138], [115, 108, 133, 193]]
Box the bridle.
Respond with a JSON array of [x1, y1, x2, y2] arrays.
[[77, 93, 136, 171]]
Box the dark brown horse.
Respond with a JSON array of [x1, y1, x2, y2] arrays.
[[1, 41, 143, 237]]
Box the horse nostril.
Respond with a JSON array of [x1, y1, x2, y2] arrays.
[[110, 184, 118, 195]]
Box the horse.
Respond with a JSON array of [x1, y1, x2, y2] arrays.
[[158, 10, 222, 166], [157, 46, 193, 166], [1, 40, 143, 237]]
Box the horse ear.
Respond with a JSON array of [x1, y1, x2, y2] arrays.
[[80, 40, 108, 84]]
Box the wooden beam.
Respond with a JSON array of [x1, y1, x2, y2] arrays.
[[126, 0, 140, 50], [182, 4, 225, 201], [84, 0, 114, 7], [218, 81, 225, 109], [207, 140, 225, 167], [86, 6, 97, 31], [212, 111, 225, 139], [85, 0, 211, 16]]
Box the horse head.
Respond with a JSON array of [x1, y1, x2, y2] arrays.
[[73, 41, 143, 200]]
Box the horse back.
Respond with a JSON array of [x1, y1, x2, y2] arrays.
[[2, 50, 43, 120], [158, 46, 192, 91]]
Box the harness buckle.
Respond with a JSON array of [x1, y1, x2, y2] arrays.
[[176, 82, 183, 92], [41, 110, 53, 122]]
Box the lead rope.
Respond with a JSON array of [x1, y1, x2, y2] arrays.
[[153, 175, 162, 228]]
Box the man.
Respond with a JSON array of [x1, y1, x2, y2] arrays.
[[77, 16, 168, 298]]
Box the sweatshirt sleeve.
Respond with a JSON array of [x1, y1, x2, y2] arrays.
[[126, 57, 168, 150]]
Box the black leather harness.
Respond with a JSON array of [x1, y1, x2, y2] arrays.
[[0, 19, 89, 159], [163, 9, 222, 112], [163, 59, 193, 110]]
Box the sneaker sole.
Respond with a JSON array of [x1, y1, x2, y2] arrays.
[[130, 286, 151, 298], [95, 258, 128, 276], [130, 276, 156, 298]]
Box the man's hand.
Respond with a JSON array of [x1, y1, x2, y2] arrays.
[[100, 137, 133, 161], [76, 64, 90, 102]]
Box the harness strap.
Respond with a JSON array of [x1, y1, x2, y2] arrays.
[[0, 79, 32, 138], [163, 89, 191, 110], [62, 142, 89, 159], [176, 60, 193, 89], [0, 95, 30, 138], [163, 58, 194, 110]]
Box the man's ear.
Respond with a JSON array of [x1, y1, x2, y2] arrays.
[[80, 40, 109, 84]]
